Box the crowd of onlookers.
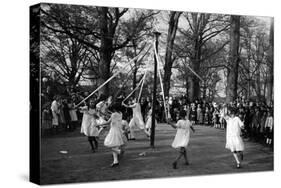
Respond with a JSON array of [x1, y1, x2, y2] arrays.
[[137, 96, 274, 147], [42, 94, 81, 135], [41, 91, 273, 147], [152, 96, 274, 147]]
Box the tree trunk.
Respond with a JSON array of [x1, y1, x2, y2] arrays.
[[202, 82, 207, 99], [163, 11, 181, 98], [189, 38, 201, 101], [188, 76, 194, 100], [263, 73, 267, 98], [132, 42, 138, 98], [226, 15, 240, 103], [247, 59, 251, 100], [185, 76, 189, 99], [267, 17, 274, 105], [256, 62, 261, 100], [99, 7, 113, 96]]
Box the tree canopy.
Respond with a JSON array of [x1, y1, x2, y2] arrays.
[[40, 3, 273, 104]]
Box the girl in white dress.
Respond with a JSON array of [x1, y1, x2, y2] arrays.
[[100, 105, 125, 167], [167, 110, 195, 169], [68, 97, 78, 131], [222, 107, 245, 168], [80, 99, 99, 152], [145, 108, 157, 137], [96, 96, 112, 135], [122, 98, 149, 139]]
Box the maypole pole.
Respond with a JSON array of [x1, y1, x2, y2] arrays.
[[151, 31, 161, 147]]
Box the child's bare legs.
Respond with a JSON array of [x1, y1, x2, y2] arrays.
[[129, 119, 136, 140], [111, 147, 121, 167], [182, 148, 189, 165], [238, 151, 243, 161], [88, 137, 95, 152], [269, 139, 272, 145], [232, 151, 241, 168], [93, 137, 98, 149], [173, 147, 188, 169], [119, 145, 125, 158], [144, 128, 150, 137], [124, 131, 129, 140]]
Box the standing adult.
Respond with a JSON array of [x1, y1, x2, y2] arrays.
[[51, 95, 60, 133]]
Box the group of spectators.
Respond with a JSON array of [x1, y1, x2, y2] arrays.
[[151, 96, 274, 147], [41, 94, 82, 135]]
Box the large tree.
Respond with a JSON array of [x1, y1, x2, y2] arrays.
[[237, 17, 271, 102], [267, 18, 274, 104], [163, 11, 182, 98], [121, 9, 156, 95], [41, 30, 92, 88], [175, 13, 229, 101], [41, 4, 156, 96], [226, 15, 240, 103]]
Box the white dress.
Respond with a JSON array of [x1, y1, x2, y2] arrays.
[[145, 110, 157, 129], [225, 116, 244, 152], [104, 112, 125, 148], [68, 103, 78, 121], [51, 100, 59, 126], [172, 120, 191, 149], [129, 103, 145, 129], [80, 107, 99, 137]]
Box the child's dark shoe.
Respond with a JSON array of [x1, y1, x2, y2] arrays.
[[172, 162, 177, 169], [110, 163, 119, 167]]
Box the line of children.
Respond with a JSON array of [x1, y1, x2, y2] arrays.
[[46, 93, 272, 170]]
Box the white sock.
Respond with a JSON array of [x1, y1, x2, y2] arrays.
[[130, 128, 135, 139], [233, 153, 240, 164], [112, 152, 118, 164]]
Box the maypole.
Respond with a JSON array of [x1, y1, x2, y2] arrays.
[[151, 31, 161, 147]]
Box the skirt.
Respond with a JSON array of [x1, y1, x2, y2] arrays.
[[226, 135, 244, 152], [104, 127, 124, 148], [129, 116, 145, 129], [172, 130, 190, 149]]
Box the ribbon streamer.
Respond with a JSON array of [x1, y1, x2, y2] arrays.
[[122, 72, 147, 103], [75, 45, 151, 107]]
